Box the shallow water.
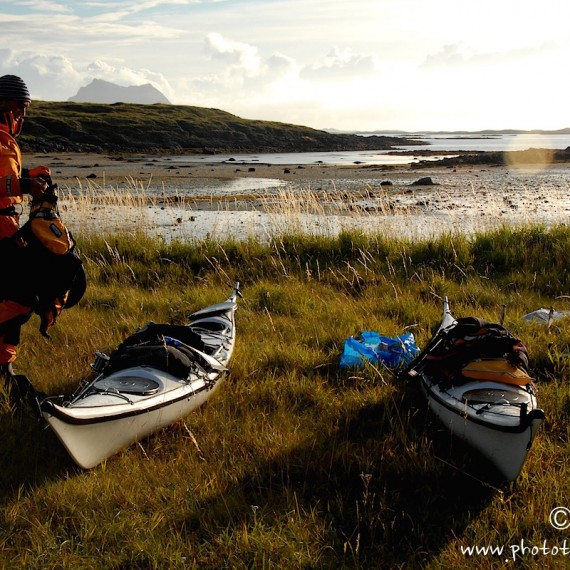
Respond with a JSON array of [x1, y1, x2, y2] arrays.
[[170, 150, 451, 167], [63, 165, 570, 243], [168, 133, 570, 167], [173, 177, 288, 196], [369, 132, 570, 153]]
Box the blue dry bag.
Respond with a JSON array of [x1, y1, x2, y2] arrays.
[[339, 331, 420, 369]]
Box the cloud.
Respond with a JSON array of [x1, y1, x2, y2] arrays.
[[421, 44, 467, 68], [264, 52, 298, 78], [185, 34, 391, 129], [12, 0, 72, 14], [205, 32, 262, 77], [421, 40, 564, 70], [195, 32, 305, 106], [301, 47, 379, 80], [198, 35, 381, 105], [0, 50, 83, 101]]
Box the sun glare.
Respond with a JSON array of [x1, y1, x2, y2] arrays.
[[504, 134, 558, 172]]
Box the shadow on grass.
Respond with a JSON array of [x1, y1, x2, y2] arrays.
[[0, 398, 77, 503], [175, 384, 497, 567], [0, 380, 501, 567]]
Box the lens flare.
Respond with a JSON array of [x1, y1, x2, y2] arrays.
[[504, 134, 556, 172]]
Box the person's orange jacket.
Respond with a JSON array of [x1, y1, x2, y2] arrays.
[[0, 126, 24, 239]]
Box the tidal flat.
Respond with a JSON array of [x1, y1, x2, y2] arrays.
[[31, 151, 570, 242]]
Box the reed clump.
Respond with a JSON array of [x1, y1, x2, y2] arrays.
[[1, 226, 569, 568]]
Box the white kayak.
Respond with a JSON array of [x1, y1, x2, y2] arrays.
[[405, 297, 544, 482], [38, 283, 241, 469]]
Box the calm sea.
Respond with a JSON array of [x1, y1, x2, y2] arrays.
[[380, 132, 570, 152], [171, 133, 570, 166]]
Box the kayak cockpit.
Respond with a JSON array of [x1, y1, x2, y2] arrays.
[[93, 376, 160, 396]]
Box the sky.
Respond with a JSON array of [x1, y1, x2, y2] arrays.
[[0, 0, 568, 132]]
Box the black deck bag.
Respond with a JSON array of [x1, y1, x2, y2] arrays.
[[105, 344, 193, 378], [104, 322, 211, 378], [118, 322, 206, 353]]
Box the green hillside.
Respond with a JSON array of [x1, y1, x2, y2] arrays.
[[20, 101, 420, 154]]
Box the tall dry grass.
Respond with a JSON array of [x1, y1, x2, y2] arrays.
[[51, 176, 570, 244]]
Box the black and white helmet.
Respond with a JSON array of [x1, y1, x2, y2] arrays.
[[0, 75, 31, 104]]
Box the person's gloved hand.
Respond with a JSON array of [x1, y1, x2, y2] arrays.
[[20, 165, 52, 199], [38, 294, 68, 338], [20, 176, 49, 200], [26, 165, 51, 180]]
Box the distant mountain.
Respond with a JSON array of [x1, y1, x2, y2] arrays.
[[69, 79, 171, 105]]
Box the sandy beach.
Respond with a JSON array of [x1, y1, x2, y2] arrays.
[[27, 152, 570, 242]]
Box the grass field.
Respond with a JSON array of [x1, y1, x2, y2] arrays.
[[1, 226, 569, 568]]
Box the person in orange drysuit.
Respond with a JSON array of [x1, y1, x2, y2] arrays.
[[0, 75, 52, 384]]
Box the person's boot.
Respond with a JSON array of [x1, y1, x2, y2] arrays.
[[0, 363, 16, 398], [1, 363, 27, 408], [1, 363, 43, 417], [13, 374, 43, 419], [0, 362, 21, 407], [0, 362, 14, 382]]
